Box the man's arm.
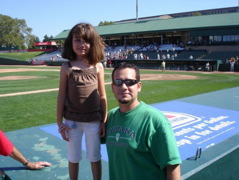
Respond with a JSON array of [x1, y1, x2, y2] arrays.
[[9, 147, 51, 169], [1, 130, 51, 169], [166, 164, 181, 180]]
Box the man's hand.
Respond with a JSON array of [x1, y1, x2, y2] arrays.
[[26, 161, 51, 170], [99, 122, 106, 137]]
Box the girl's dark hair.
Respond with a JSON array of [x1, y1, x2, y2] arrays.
[[62, 23, 105, 65], [112, 62, 140, 82]]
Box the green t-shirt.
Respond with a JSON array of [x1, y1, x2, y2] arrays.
[[106, 101, 181, 180]]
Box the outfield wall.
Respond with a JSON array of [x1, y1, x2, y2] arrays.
[[111, 59, 218, 71], [0, 58, 29, 65], [110, 59, 239, 72]]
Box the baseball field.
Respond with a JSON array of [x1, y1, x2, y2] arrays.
[[0, 65, 239, 132]]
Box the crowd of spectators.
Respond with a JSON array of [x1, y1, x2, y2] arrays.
[[104, 43, 183, 61]]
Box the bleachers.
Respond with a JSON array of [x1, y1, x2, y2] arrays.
[[31, 45, 239, 64], [129, 51, 158, 60], [140, 44, 184, 51], [157, 44, 184, 51], [32, 50, 66, 61], [129, 50, 208, 60], [105, 45, 141, 53]]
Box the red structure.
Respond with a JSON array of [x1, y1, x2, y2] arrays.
[[33, 41, 57, 51]]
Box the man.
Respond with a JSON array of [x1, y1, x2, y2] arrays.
[[162, 60, 166, 72], [106, 62, 181, 180], [0, 130, 51, 171], [229, 57, 235, 72], [205, 62, 210, 71]]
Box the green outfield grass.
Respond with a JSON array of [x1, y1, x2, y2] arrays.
[[0, 51, 45, 61], [0, 65, 239, 132]]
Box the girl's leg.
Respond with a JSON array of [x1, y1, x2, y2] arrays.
[[84, 121, 101, 180], [64, 120, 83, 180], [91, 160, 102, 180], [69, 161, 79, 180]]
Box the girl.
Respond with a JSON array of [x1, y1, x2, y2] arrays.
[[57, 23, 107, 180]]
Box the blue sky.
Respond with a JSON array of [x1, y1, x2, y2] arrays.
[[1, 0, 238, 41]]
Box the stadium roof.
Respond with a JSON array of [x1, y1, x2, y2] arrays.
[[53, 12, 239, 40]]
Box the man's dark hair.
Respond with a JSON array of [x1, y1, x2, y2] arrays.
[[112, 62, 140, 82]]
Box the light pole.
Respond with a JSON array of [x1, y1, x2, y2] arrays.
[[136, 0, 138, 21]]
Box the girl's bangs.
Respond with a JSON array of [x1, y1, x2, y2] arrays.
[[73, 27, 91, 41]]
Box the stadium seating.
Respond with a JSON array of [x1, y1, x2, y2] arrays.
[[30, 43, 229, 62], [32, 50, 66, 61]]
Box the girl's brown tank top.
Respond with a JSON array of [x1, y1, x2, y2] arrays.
[[64, 62, 102, 122]]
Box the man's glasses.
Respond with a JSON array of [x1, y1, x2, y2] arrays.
[[113, 79, 138, 87]]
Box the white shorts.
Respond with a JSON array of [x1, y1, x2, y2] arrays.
[[64, 119, 101, 163]]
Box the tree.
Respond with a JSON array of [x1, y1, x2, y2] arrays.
[[27, 35, 39, 49], [0, 14, 36, 49], [192, 12, 202, 16], [55, 40, 64, 49], [43, 35, 54, 42], [98, 21, 114, 26]]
